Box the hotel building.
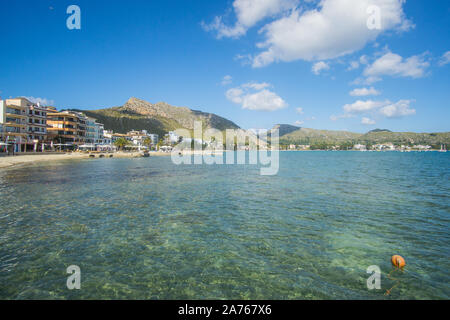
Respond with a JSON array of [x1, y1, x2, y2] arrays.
[[47, 110, 86, 146], [85, 117, 105, 145], [27, 102, 48, 142], [0, 98, 32, 152]]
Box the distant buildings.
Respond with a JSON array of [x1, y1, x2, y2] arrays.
[[1, 96, 160, 153], [103, 129, 159, 150], [85, 117, 105, 145], [0, 98, 28, 152], [167, 131, 180, 144], [47, 110, 87, 146], [353, 144, 367, 151], [0, 97, 52, 152]]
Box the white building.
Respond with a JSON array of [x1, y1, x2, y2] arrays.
[[148, 134, 159, 145], [168, 131, 180, 143], [353, 144, 367, 151], [27, 102, 48, 142], [85, 117, 105, 145], [103, 130, 113, 145]]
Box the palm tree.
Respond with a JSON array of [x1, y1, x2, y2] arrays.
[[143, 137, 152, 147], [114, 137, 129, 151]]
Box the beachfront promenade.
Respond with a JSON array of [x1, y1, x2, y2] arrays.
[[0, 151, 170, 169]]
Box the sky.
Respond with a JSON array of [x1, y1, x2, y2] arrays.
[[0, 0, 449, 133]]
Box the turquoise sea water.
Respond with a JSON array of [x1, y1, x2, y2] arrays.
[[0, 151, 449, 299]]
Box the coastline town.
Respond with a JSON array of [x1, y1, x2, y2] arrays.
[[0, 97, 447, 158], [0, 97, 167, 155], [284, 143, 447, 152]]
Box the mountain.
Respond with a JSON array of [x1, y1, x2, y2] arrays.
[[274, 124, 450, 148], [358, 131, 450, 147], [276, 126, 362, 144], [368, 129, 392, 133], [72, 97, 240, 137], [271, 124, 302, 137]]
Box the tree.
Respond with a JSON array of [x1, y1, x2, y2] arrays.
[[114, 137, 129, 151], [143, 137, 152, 147], [156, 139, 163, 150]]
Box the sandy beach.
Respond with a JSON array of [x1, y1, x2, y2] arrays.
[[0, 150, 238, 169], [0, 151, 171, 169]]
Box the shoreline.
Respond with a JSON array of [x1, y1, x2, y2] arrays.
[[1, 149, 446, 169], [0, 151, 171, 169]]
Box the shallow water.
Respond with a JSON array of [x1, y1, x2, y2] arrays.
[[0, 151, 449, 299]]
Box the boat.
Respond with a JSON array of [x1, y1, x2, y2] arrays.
[[439, 145, 447, 153]]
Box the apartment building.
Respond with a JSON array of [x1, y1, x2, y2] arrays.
[[103, 130, 113, 145], [148, 134, 159, 145], [85, 117, 105, 145], [0, 98, 30, 152], [47, 110, 86, 145], [27, 102, 48, 142]]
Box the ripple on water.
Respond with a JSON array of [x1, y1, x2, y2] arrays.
[[0, 153, 449, 299]]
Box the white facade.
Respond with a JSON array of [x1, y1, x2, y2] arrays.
[[148, 134, 159, 144], [27, 102, 48, 142], [168, 131, 180, 143], [85, 117, 105, 145], [353, 144, 367, 151]]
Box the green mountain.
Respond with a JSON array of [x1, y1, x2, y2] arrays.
[[276, 125, 362, 145], [368, 128, 392, 133], [358, 131, 450, 147], [271, 124, 303, 136], [72, 97, 240, 137], [274, 124, 450, 148]]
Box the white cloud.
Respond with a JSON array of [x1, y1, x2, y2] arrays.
[[23, 96, 54, 106], [349, 87, 380, 96], [363, 51, 430, 81], [241, 90, 287, 111], [379, 99, 416, 118], [234, 53, 253, 65], [242, 82, 271, 90], [202, 0, 298, 39], [295, 107, 304, 114], [221, 75, 233, 85], [359, 55, 369, 65], [226, 88, 245, 104], [335, 99, 416, 121], [343, 100, 387, 114], [294, 120, 304, 126], [252, 0, 412, 67], [226, 82, 287, 111], [347, 61, 360, 71], [438, 51, 450, 66], [361, 117, 376, 125], [311, 61, 330, 75]]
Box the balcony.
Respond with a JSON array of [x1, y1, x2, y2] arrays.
[[6, 112, 27, 119], [6, 104, 26, 111], [5, 122, 26, 128]]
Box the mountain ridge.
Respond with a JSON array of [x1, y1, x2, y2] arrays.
[[70, 98, 449, 147], [273, 124, 450, 147], [71, 97, 240, 137]]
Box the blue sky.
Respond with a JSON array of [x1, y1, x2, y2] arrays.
[[0, 0, 449, 133]]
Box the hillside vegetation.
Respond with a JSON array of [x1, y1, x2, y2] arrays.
[[72, 97, 240, 137], [71, 100, 449, 148], [275, 124, 450, 148]]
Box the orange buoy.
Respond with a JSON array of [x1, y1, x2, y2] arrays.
[[391, 255, 406, 269]]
